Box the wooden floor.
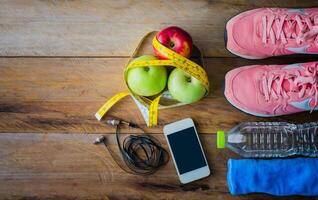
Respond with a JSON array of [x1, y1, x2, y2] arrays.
[[1, 1, 318, 199]]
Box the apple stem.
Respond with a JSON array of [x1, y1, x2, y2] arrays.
[[169, 42, 175, 48]]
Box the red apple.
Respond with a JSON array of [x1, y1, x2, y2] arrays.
[[154, 26, 193, 59]]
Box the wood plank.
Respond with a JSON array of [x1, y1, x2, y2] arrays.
[[0, 132, 313, 200], [1, 0, 318, 57], [1, 57, 318, 134]]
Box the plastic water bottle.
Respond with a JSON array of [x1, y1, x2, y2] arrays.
[[217, 122, 318, 158]]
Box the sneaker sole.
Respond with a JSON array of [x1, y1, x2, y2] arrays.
[[226, 44, 267, 60], [224, 26, 228, 48]]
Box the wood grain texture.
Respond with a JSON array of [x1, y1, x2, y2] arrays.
[[1, 0, 318, 57], [2, 1, 318, 199], [0, 132, 314, 200], [1, 57, 318, 134]]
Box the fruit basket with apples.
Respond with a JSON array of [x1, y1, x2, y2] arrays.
[[95, 26, 210, 127]]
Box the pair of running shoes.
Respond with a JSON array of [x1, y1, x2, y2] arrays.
[[224, 8, 318, 117]]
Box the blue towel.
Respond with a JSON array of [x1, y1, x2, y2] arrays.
[[227, 158, 318, 196]]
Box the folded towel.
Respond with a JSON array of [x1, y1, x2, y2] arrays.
[[228, 158, 318, 196]]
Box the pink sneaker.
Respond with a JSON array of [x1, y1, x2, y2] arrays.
[[224, 61, 318, 117], [226, 8, 318, 59]]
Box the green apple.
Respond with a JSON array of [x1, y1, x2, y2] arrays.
[[127, 55, 167, 96], [168, 68, 206, 103]]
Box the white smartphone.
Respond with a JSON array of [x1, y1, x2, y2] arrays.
[[163, 118, 210, 184]]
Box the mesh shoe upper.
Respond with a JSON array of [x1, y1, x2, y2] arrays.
[[225, 61, 318, 116], [226, 8, 318, 59]]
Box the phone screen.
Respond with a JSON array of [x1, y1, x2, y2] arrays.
[[167, 127, 207, 174]]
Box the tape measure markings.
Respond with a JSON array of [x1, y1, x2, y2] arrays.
[[95, 32, 210, 127], [128, 59, 209, 90], [95, 92, 130, 121], [152, 37, 209, 90], [148, 95, 161, 127]]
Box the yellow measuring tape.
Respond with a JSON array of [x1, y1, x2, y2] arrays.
[[95, 31, 210, 127]]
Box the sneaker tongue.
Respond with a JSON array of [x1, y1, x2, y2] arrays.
[[282, 79, 292, 91], [271, 79, 297, 93], [282, 21, 302, 38]]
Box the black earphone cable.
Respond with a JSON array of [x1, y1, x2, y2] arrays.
[[95, 120, 169, 175]]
